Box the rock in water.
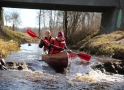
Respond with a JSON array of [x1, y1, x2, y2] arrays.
[[28, 43, 31, 46], [18, 65, 23, 70], [0, 58, 6, 66], [0, 59, 7, 70]]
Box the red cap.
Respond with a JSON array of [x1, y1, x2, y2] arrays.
[[58, 31, 65, 40]]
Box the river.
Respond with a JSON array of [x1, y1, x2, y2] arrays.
[[0, 43, 124, 90]]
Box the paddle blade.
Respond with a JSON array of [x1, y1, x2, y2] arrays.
[[27, 29, 37, 38], [69, 53, 76, 59], [77, 52, 91, 61]]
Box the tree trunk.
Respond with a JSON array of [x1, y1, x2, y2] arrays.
[[39, 9, 41, 37], [43, 10, 45, 28], [63, 11, 67, 40], [49, 10, 52, 31]]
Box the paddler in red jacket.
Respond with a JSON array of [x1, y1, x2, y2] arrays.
[[49, 31, 72, 54], [39, 30, 55, 54]]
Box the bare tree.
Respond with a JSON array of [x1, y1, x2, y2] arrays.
[[10, 11, 21, 30], [4, 13, 11, 26], [39, 9, 41, 37], [43, 10, 46, 27], [63, 11, 67, 40], [36, 9, 42, 37], [49, 10, 52, 31], [4, 9, 21, 31]]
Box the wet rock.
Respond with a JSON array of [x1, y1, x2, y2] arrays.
[[112, 54, 124, 60], [113, 62, 124, 74], [0, 63, 7, 70], [6, 62, 15, 69], [18, 65, 23, 70], [0, 59, 6, 66], [96, 64, 105, 73], [103, 62, 117, 74], [28, 43, 31, 46], [0, 59, 7, 70], [92, 61, 124, 75], [51, 66, 66, 74], [6, 62, 27, 70]]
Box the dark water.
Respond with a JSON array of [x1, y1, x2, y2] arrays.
[[0, 43, 123, 90]]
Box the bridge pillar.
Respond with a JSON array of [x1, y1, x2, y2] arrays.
[[100, 8, 119, 34], [120, 9, 124, 29], [0, 7, 4, 25], [119, 0, 124, 30]]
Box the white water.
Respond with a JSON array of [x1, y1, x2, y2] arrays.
[[0, 43, 123, 90]]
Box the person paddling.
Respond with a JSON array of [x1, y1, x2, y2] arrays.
[[39, 30, 55, 54], [48, 31, 72, 54], [27, 29, 91, 61]]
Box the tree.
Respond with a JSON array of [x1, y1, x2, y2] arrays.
[[3, 8, 21, 30], [10, 11, 21, 30], [38, 9, 41, 37], [4, 12, 11, 26]]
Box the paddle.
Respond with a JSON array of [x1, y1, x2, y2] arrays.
[[26, 29, 40, 38], [26, 29, 91, 61], [70, 52, 91, 62], [27, 29, 64, 49]]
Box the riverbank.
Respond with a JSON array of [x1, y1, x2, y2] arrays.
[[72, 30, 124, 60], [0, 26, 38, 58], [1, 26, 38, 44]]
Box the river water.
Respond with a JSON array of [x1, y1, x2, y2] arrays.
[[0, 43, 124, 90]]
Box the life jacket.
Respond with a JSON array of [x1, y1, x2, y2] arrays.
[[50, 38, 65, 54], [43, 36, 55, 51]]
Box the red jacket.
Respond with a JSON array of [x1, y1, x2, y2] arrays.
[[39, 36, 55, 51], [43, 36, 55, 51], [50, 39, 65, 54]]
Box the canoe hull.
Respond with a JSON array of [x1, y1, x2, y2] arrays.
[[42, 51, 71, 72]]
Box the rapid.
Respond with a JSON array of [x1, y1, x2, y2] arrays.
[[0, 43, 123, 90]]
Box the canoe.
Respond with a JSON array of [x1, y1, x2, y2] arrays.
[[42, 51, 71, 73]]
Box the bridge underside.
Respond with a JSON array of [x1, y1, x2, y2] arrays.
[[0, 0, 122, 34], [0, 1, 116, 12]]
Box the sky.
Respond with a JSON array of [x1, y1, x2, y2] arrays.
[[20, 9, 39, 28], [3, 7, 39, 28]]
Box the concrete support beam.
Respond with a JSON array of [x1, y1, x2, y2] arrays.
[[120, 10, 124, 29], [100, 8, 119, 34], [0, 0, 119, 7], [119, 0, 124, 30]]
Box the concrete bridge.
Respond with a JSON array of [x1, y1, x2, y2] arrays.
[[0, 0, 124, 33]]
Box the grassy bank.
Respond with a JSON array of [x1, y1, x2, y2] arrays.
[[1, 26, 38, 44], [0, 26, 38, 58], [0, 39, 20, 58], [78, 30, 124, 60]]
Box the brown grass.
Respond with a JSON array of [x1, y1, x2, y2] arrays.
[[79, 30, 124, 59]]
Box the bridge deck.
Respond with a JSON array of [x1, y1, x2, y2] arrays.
[[0, 0, 120, 12]]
